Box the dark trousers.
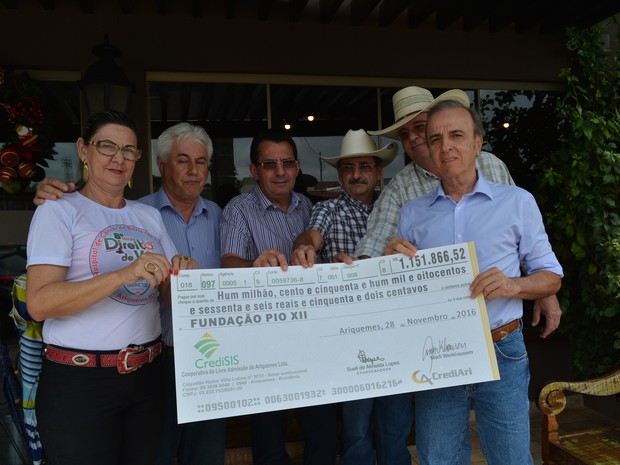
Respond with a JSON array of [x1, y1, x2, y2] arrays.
[[155, 352, 226, 465], [36, 355, 165, 465], [251, 404, 339, 465]]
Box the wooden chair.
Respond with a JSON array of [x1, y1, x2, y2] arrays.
[[538, 367, 620, 464]]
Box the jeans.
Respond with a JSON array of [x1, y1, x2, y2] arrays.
[[155, 352, 226, 465], [340, 393, 413, 465], [415, 326, 533, 465]]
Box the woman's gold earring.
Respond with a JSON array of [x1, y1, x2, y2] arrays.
[[128, 177, 133, 189], [82, 161, 89, 183]]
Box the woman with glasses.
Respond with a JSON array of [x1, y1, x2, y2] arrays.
[[26, 110, 196, 465]]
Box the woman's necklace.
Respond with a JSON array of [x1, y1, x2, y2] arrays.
[[80, 186, 126, 209]]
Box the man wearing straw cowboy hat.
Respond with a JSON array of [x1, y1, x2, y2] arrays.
[[355, 86, 514, 258], [291, 130, 414, 465], [291, 129, 397, 267], [354, 86, 562, 341]]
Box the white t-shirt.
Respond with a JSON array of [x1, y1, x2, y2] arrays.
[[27, 192, 177, 350]]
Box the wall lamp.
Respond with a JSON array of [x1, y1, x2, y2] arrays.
[[78, 34, 134, 115]]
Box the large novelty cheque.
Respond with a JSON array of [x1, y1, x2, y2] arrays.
[[171, 242, 499, 422]]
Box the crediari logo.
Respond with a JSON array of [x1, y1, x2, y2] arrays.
[[412, 367, 473, 385], [194, 332, 220, 359], [412, 370, 433, 385]]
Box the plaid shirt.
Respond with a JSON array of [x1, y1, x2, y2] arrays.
[[308, 192, 373, 263], [355, 151, 515, 258]]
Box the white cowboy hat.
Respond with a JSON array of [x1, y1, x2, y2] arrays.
[[369, 87, 471, 139], [321, 129, 398, 168]]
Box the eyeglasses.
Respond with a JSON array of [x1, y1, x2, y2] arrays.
[[338, 163, 376, 174], [255, 159, 298, 170], [397, 120, 427, 140], [86, 140, 142, 161]]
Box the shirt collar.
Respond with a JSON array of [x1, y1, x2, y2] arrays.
[[428, 170, 494, 206], [155, 187, 209, 218], [341, 191, 374, 212], [414, 162, 440, 180], [252, 185, 300, 212]]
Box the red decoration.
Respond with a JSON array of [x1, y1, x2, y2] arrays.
[[17, 161, 37, 179], [0, 66, 55, 194], [0, 167, 17, 183], [31, 166, 46, 183], [0, 147, 20, 167]]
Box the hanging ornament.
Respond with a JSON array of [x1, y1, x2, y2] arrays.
[[0, 67, 56, 194], [0, 147, 20, 167], [0, 166, 17, 183], [17, 161, 37, 179]]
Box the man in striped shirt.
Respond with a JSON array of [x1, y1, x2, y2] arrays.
[[220, 129, 338, 465]]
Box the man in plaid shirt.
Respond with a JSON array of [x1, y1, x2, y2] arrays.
[[291, 129, 397, 267], [291, 129, 417, 465]]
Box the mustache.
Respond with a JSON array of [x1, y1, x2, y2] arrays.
[[347, 178, 368, 185]]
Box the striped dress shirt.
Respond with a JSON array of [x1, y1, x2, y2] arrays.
[[221, 185, 312, 261]]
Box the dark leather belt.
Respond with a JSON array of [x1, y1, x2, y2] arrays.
[[491, 319, 519, 342], [45, 340, 162, 374]]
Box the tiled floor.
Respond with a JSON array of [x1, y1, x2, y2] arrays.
[[2, 391, 619, 465], [408, 395, 619, 465]]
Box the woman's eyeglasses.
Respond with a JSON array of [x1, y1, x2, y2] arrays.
[[86, 140, 142, 161]]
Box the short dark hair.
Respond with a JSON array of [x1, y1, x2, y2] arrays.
[[250, 129, 297, 165], [427, 100, 485, 137], [82, 110, 139, 142]]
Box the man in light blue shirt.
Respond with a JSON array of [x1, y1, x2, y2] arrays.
[[387, 93, 562, 465], [140, 123, 225, 465]]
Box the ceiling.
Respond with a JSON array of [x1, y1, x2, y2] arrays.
[[2, 0, 619, 34], [5, 1, 619, 140]]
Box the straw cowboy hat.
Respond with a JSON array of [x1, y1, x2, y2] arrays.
[[368, 87, 471, 139], [321, 129, 398, 168]]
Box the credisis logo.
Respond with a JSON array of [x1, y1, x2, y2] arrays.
[[194, 332, 220, 359]]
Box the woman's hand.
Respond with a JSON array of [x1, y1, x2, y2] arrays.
[[171, 254, 199, 273], [121, 252, 172, 289], [158, 254, 198, 304]]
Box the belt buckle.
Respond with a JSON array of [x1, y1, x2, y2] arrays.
[[146, 344, 156, 363], [117, 346, 140, 374]]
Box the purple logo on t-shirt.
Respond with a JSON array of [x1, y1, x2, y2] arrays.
[[90, 224, 164, 306]]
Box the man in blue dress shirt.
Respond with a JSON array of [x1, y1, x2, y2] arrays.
[[386, 93, 563, 465], [140, 123, 225, 465]]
